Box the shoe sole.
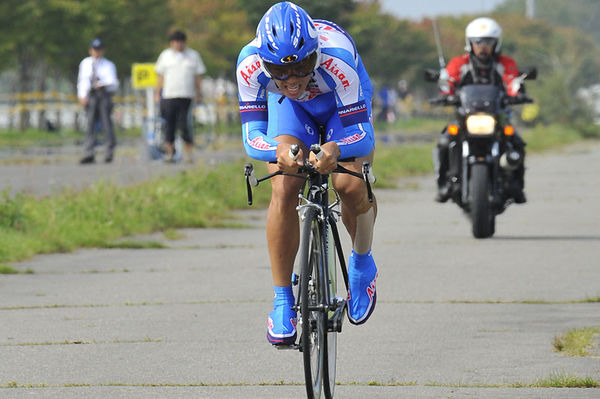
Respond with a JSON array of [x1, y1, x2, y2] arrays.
[[348, 292, 377, 325], [267, 332, 297, 346]]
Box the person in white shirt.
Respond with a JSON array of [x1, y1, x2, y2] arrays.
[[77, 38, 119, 164], [154, 30, 206, 163]]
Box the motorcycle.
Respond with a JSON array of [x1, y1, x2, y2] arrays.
[[424, 67, 536, 238]]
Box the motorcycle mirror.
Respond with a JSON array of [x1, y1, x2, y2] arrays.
[[519, 67, 537, 80], [424, 68, 440, 82]]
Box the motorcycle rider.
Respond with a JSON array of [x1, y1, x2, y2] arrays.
[[435, 17, 527, 204]]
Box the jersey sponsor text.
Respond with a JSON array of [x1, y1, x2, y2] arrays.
[[240, 60, 262, 85], [320, 57, 350, 89]]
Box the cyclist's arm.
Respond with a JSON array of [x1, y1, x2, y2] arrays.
[[236, 46, 279, 162], [321, 51, 374, 160]]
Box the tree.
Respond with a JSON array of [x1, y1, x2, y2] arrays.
[[81, 0, 172, 78], [0, 0, 172, 130], [494, 12, 600, 125], [0, 0, 89, 129], [347, 2, 435, 87], [497, 0, 600, 43], [240, 0, 357, 29], [169, 0, 254, 79]]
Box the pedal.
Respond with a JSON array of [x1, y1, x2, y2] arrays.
[[328, 299, 347, 333]]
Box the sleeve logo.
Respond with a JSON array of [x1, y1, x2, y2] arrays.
[[240, 60, 262, 85], [320, 57, 350, 89]]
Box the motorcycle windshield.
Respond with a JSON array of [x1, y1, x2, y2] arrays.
[[459, 85, 501, 114]]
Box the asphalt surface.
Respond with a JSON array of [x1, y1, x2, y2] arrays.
[[0, 140, 242, 197], [1, 142, 600, 398]]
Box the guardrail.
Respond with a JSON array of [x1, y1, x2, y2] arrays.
[[0, 76, 241, 131]]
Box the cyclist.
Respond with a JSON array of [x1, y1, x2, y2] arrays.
[[435, 17, 527, 204], [236, 1, 378, 345]]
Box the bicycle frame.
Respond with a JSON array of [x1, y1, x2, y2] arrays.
[[243, 140, 375, 399]]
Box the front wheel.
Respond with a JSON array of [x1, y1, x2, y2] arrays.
[[470, 163, 494, 238], [299, 209, 331, 399]]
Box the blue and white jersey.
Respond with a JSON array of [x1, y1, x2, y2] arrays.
[[236, 20, 374, 161]]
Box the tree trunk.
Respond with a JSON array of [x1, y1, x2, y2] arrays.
[[17, 51, 34, 131], [37, 61, 48, 130]]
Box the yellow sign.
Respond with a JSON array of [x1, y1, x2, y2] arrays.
[[521, 103, 539, 122], [132, 63, 157, 89]]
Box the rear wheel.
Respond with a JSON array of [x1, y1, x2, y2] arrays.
[[299, 209, 330, 399], [470, 163, 494, 238]]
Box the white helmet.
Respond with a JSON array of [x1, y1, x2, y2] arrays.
[[465, 17, 502, 53]]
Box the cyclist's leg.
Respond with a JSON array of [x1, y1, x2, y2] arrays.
[[265, 94, 318, 344], [327, 112, 378, 324], [266, 93, 319, 287], [266, 135, 306, 287], [333, 150, 377, 251]]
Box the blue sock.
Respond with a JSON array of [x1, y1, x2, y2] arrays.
[[351, 249, 373, 270], [273, 285, 294, 306]]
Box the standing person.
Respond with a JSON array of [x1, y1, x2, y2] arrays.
[[435, 17, 528, 203], [77, 38, 119, 164], [154, 30, 206, 163], [237, 2, 378, 345]]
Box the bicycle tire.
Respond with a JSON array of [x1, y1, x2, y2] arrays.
[[324, 223, 338, 399], [300, 208, 330, 399]]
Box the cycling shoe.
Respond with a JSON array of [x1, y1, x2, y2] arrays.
[[267, 287, 297, 345], [347, 250, 378, 325]]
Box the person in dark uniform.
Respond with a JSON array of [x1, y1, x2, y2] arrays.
[[77, 38, 119, 164]]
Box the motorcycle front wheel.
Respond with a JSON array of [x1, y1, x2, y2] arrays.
[[470, 163, 494, 238]]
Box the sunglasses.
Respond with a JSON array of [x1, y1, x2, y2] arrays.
[[264, 52, 317, 81], [471, 37, 497, 47]]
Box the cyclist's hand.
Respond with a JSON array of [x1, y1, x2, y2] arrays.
[[309, 141, 340, 174], [276, 143, 304, 174]]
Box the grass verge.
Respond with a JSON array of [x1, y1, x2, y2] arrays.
[[529, 372, 600, 388], [0, 123, 597, 265], [0, 128, 140, 148], [553, 327, 600, 357], [0, 265, 34, 274], [0, 160, 271, 264], [100, 240, 168, 249], [2, 375, 599, 389]]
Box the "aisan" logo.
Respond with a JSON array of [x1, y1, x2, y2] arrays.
[[320, 58, 350, 89]]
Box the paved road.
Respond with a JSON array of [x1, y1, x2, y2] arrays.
[[1, 143, 599, 398], [0, 140, 242, 197]]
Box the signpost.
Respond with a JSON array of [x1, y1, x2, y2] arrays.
[[132, 63, 157, 119]]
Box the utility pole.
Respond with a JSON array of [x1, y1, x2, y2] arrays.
[[526, 0, 536, 19]]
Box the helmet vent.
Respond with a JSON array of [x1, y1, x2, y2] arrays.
[[297, 37, 304, 49], [272, 26, 277, 37], [267, 43, 276, 54]]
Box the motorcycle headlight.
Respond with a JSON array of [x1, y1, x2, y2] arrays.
[[466, 114, 496, 135]]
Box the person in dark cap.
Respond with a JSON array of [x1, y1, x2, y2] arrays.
[[77, 38, 119, 164], [155, 30, 206, 163]]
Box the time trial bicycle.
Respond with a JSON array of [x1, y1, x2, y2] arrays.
[[244, 138, 375, 399]]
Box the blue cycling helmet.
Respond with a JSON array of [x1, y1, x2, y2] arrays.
[[256, 2, 319, 75]]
